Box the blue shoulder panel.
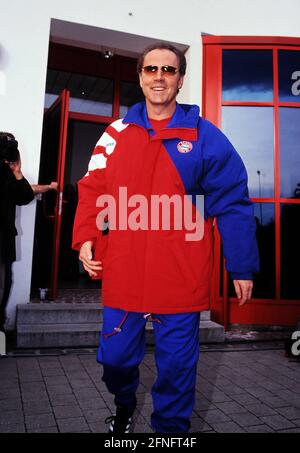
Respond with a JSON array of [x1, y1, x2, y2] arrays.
[[162, 137, 203, 197]]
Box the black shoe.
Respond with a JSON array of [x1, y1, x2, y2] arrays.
[[105, 406, 133, 433]]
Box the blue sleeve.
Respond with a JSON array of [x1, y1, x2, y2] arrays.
[[200, 120, 260, 280]]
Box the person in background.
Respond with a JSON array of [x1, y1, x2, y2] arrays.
[[0, 132, 57, 330]]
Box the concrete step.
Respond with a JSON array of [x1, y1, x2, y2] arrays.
[[17, 304, 104, 324], [16, 304, 224, 348], [17, 304, 212, 324], [17, 321, 224, 348]]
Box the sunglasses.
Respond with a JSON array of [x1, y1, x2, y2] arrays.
[[142, 65, 179, 75]]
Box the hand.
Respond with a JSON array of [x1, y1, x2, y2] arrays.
[[233, 280, 253, 306], [79, 241, 102, 278], [6, 159, 23, 180], [49, 182, 58, 190]]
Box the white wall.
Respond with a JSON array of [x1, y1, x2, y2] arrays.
[[0, 0, 299, 328]]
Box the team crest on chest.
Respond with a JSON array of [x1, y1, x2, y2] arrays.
[[177, 141, 193, 154]]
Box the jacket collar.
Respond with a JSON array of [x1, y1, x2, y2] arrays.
[[123, 102, 199, 141]]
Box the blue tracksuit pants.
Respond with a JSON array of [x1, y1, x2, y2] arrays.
[[97, 307, 200, 433]]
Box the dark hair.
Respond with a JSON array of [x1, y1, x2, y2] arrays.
[[0, 132, 20, 163], [137, 42, 187, 76]]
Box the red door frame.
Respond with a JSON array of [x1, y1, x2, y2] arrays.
[[202, 36, 300, 328], [46, 93, 113, 300], [43, 44, 142, 299], [48, 89, 70, 300]]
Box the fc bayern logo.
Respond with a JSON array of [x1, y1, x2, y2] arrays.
[[177, 141, 193, 153]]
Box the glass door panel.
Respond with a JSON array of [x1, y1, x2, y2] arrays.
[[281, 204, 300, 299], [222, 50, 273, 101], [227, 203, 275, 299], [280, 107, 300, 198], [222, 106, 274, 198], [59, 120, 107, 288], [120, 81, 144, 117], [253, 203, 275, 298], [278, 51, 300, 103], [45, 69, 114, 116]]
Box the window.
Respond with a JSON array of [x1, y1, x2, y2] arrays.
[[203, 37, 300, 326], [222, 106, 274, 198], [46, 69, 114, 116], [280, 108, 300, 198], [223, 50, 273, 101], [120, 81, 144, 117], [278, 51, 300, 103]]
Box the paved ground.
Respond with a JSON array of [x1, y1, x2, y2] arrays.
[[0, 341, 300, 433]]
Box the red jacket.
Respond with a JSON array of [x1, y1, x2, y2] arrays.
[[72, 102, 259, 313]]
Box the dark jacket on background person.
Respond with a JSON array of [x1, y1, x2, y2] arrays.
[[0, 162, 34, 263]]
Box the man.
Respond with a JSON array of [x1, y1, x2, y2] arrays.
[[0, 133, 57, 330], [72, 43, 259, 433]]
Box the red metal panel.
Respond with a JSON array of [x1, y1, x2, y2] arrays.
[[49, 89, 70, 300], [202, 36, 300, 46], [273, 49, 281, 302], [229, 302, 300, 326], [113, 58, 121, 119], [48, 43, 139, 82], [222, 260, 229, 330], [216, 298, 300, 306], [68, 112, 114, 124], [211, 224, 222, 324], [279, 102, 300, 107], [202, 44, 222, 126], [222, 101, 274, 107], [202, 43, 224, 325], [202, 42, 207, 118]]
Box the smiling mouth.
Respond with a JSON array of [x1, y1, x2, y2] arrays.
[[152, 87, 166, 91]]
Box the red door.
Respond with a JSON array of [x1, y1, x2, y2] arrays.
[[31, 89, 70, 300], [202, 36, 300, 328]]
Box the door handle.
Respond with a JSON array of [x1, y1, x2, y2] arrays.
[[58, 191, 63, 216]]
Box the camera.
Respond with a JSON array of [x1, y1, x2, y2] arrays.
[[0, 133, 20, 164]]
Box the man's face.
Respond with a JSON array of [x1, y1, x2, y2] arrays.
[[139, 49, 184, 112]]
